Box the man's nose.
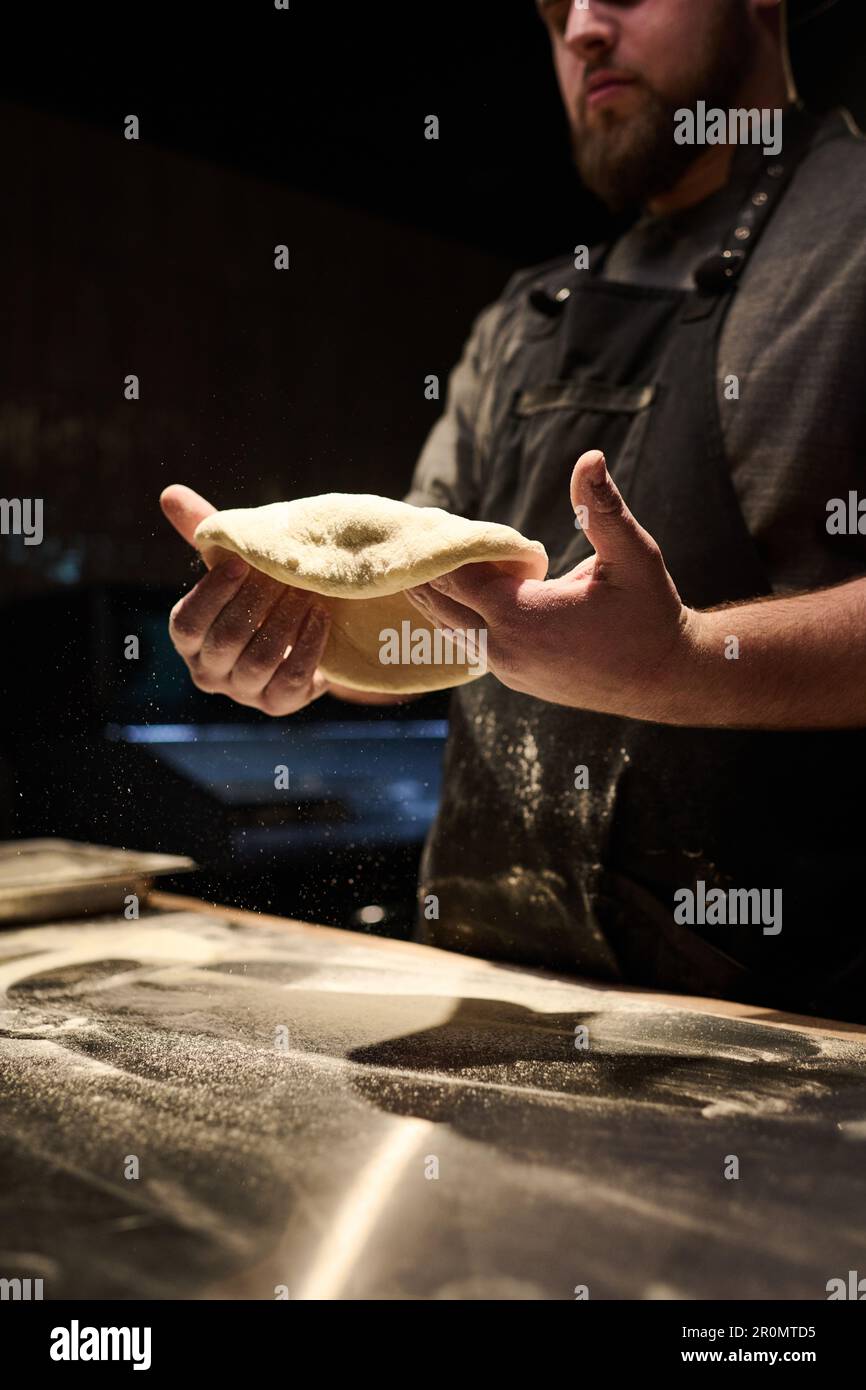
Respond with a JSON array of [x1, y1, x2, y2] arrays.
[[564, 1, 618, 61]]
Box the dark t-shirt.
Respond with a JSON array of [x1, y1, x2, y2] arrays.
[[406, 109, 866, 595]]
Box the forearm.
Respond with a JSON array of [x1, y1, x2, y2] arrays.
[[664, 578, 866, 729]]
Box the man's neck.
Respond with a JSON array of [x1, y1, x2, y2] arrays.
[[647, 76, 794, 217], [646, 145, 737, 216]]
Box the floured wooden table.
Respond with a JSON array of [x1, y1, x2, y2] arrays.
[[1, 893, 865, 1300]]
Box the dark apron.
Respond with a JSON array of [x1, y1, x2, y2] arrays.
[[417, 109, 866, 1021]]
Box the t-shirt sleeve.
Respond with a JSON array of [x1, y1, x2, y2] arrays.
[[403, 291, 512, 518]]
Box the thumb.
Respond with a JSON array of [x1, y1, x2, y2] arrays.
[[160, 484, 222, 569], [570, 450, 662, 578]]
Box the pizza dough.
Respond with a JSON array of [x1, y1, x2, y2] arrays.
[[194, 493, 548, 692]]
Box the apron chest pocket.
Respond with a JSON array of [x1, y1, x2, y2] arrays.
[[513, 380, 655, 417], [480, 377, 659, 572]]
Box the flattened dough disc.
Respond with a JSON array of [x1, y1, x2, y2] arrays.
[[194, 493, 548, 693]]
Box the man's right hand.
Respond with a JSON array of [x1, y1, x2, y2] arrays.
[[161, 484, 332, 716]]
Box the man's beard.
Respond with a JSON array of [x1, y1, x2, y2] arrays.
[[572, 2, 753, 212]]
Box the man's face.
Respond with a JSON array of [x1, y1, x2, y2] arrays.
[[538, 0, 757, 210]]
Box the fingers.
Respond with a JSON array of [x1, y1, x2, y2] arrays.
[[169, 558, 251, 659], [230, 587, 325, 697], [160, 484, 217, 554], [406, 584, 478, 631], [198, 570, 296, 680], [169, 560, 332, 714], [407, 561, 518, 628], [570, 450, 664, 580], [259, 605, 331, 713]]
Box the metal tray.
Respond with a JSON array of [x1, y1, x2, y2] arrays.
[[0, 839, 196, 925]]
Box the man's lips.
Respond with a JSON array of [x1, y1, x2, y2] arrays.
[[585, 72, 636, 108]]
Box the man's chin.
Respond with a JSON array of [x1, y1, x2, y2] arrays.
[[573, 117, 697, 213]]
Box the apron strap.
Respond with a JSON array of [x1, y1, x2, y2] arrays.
[[693, 103, 823, 294]]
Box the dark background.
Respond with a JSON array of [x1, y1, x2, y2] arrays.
[[0, 0, 862, 925]]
